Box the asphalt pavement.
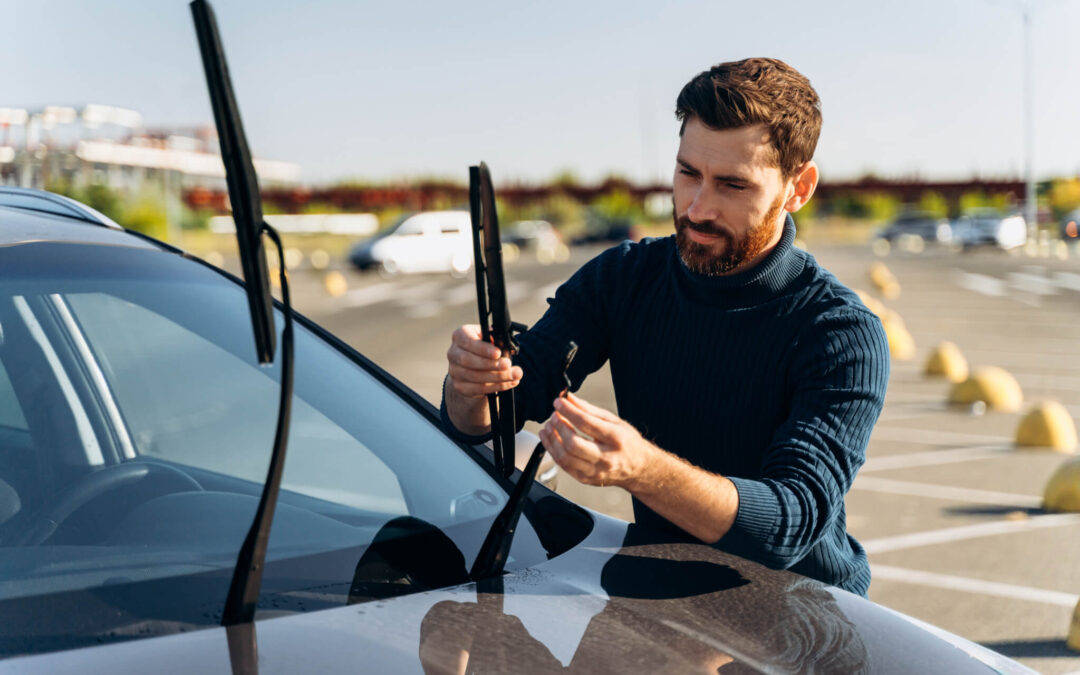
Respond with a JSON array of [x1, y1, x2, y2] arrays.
[[282, 236, 1080, 674]]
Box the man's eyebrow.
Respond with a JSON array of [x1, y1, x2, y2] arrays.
[[676, 158, 751, 184]]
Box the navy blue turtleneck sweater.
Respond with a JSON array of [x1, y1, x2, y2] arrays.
[[444, 216, 889, 595]]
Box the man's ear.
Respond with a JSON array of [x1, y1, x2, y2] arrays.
[[784, 161, 818, 213]]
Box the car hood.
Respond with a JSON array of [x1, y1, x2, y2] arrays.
[[2, 515, 1030, 674]]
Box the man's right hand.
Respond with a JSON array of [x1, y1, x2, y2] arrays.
[[444, 324, 523, 435]]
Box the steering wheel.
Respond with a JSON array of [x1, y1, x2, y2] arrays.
[[11, 461, 203, 546]]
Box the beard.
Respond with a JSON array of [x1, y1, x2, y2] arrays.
[[674, 194, 786, 277]]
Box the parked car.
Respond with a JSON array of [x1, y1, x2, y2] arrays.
[[569, 208, 643, 247], [503, 219, 560, 251], [503, 219, 568, 263], [876, 211, 953, 245], [951, 208, 1027, 250], [348, 210, 473, 277], [0, 188, 1032, 673]]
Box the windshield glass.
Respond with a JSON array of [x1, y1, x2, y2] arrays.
[[0, 241, 560, 652]]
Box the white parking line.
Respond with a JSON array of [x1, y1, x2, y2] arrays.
[[956, 271, 1007, 296], [872, 565, 1079, 608], [1055, 271, 1080, 291], [442, 282, 477, 306], [861, 445, 1012, 473], [955, 268, 1080, 298], [393, 280, 445, 302], [870, 426, 1005, 446], [341, 281, 398, 307], [863, 513, 1080, 554], [1008, 272, 1058, 296], [852, 476, 1041, 508]]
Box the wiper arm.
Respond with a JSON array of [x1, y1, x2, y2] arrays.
[[471, 342, 577, 581], [190, 0, 295, 627], [469, 163, 527, 479]]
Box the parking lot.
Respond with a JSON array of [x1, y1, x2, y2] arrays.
[[281, 235, 1080, 674]]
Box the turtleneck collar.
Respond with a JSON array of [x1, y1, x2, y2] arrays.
[[672, 214, 806, 308]]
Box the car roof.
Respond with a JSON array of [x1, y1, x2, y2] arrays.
[[0, 189, 162, 251]]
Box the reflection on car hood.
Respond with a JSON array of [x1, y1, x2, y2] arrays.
[[2, 516, 1030, 674]]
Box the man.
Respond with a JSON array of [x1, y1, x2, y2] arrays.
[[442, 58, 889, 596]]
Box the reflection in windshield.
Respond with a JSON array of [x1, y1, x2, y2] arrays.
[[348, 516, 470, 605], [417, 526, 870, 674]]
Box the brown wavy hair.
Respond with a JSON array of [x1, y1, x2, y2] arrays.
[[675, 58, 822, 178]]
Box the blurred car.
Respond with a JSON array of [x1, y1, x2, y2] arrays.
[[1061, 208, 1080, 241], [0, 186, 1034, 674], [348, 210, 473, 277], [951, 208, 1027, 250], [503, 219, 568, 263], [503, 219, 560, 250], [571, 210, 639, 246], [876, 211, 953, 245]]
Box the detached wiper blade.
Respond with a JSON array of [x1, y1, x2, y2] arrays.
[[191, 0, 295, 628], [469, 163, 526, 478], [471, 342, 577, 581]]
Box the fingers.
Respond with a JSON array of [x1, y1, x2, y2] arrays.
[[553, 395, 616, 440], [447, 345, 518, 377], [447, 325, 522, 398], [549, 412, 603, 463], [539, 422, 598, 480], [565, 392, 620, 423], [452, 325, 501, 359], [448, 378, 520, 397]]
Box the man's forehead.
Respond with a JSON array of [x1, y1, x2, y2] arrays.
[[677, 119, 778, 177]]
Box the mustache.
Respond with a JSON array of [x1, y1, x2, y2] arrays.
[[675, 215, 731, 238]]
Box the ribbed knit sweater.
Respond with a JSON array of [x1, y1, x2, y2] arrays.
[[444, 216, 889, 595]]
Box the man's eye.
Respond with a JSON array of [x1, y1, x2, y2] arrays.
[[726, 183, 745, 190], [679, 169, 698, 177]]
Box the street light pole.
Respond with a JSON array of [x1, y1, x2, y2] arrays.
[[1022, 6, 1037, 238]]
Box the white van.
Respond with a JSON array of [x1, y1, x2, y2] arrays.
[[349, 211, 473, 277]]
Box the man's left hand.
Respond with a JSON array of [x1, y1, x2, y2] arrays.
[[538, 392, 656, 489]]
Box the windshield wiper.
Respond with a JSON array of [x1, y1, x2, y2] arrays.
[[472, 341, 577, 580], [190, 0, 295, 627], [469, 163, 527, 479], [467, 161, 578, 579]]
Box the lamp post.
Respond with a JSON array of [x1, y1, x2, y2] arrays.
[[1022, 6, 1036, 239]]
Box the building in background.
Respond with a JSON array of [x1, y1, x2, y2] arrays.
[[0, 103, 299, 193]]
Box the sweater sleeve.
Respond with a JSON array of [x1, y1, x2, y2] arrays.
[[720, 307, 889, 570], [438, 242, 628, 439]]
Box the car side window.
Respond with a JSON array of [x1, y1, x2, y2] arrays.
[[0, 360, 27, 433], [395, 219, 424, 236]]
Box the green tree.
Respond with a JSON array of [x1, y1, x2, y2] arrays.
[[591, 189, 642, 224], [122, 189, 169, 240], [917, 191, 948, 218], [1047, 177, 1080, 219]]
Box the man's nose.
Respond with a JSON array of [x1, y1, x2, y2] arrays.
[[686, 187, 719, 223]]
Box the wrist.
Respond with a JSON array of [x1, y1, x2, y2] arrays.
[[620, 438, 666, 495], [444, 376, 490, 436]]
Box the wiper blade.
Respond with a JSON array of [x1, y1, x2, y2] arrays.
[[471, 341, 577, 581], [469, 163, 526, 478], [191, 0, 295, 627]]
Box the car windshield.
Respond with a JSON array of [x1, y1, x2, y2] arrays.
[[0, 240, 569, 653]]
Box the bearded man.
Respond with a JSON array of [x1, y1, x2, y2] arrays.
[[441, 58, 889, 595]]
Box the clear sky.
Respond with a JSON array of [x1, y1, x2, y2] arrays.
[[5, 0, 1079, 186]]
